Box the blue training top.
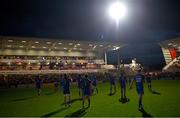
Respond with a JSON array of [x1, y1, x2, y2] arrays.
[[120, 75, 126, 87], [110, 75, 115, 85], [92, 76, 97, 86], [77, 76, 82, 88], [134, 74, 145, 87], [35, 77, 41, 85], [62, 79, 71, 91], [82, 78, 91, 91]]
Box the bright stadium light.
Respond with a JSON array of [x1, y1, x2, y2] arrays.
[[46, 42, 51, 44], [69, 43, 73, 45], [173, 44, 177, 47], [108, 1, 127, 24], [89, 44, 93, 47], [168, 43, 172, 46], [8, 40, 13, 42], [112, 46, 120, 50], [7, 45, 12, 47]]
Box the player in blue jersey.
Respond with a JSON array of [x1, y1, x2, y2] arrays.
[[109, 73, 116, 95], [130, 69, 145, 111], [62, 74, 71, 107], [119, 73, 127, 99], [146, 72, 152, 91], [92, 74, 98, 94], [35, 75, 42, 96], [77, 74, 83, 96], [82, 74, 92, 109]]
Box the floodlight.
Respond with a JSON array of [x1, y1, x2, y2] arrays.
[[108, 2, 126, 24]]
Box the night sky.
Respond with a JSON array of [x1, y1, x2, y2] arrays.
[[0, 0, 180, 69]]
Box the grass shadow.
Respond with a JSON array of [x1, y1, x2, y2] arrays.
[[150, 89, 161, 95], [11, 96, 35, 102], [41, 107, 68, 117], [65, 107, 88, 117], [140, 108, 153, 117], [119, 98, 130, 104], [61, 98, 82, 105]]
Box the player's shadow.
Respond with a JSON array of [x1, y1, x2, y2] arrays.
[[61, 98, 82, 106], [119, 97, 130, 104], [11, 96, 35, 102], [150, 89, 161, 95], [108, 92, 116, 96], [65, 107, 88, 117], [140, 108, 153, 117], [41, 107, 68, 117]]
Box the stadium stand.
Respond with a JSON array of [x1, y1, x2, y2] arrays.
[[0, 36, 124, 73]]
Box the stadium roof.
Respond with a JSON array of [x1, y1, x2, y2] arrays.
[[0, 36, 125, 52], [159, 37, 180, 50]]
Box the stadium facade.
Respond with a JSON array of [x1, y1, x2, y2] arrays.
[[0, 36, 124, 74], [159, 37, 180, 71]]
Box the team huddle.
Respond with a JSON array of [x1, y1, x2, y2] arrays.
[[34, 69, 152, 111]]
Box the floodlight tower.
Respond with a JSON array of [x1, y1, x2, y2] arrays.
[[108, 1, 127, 68]]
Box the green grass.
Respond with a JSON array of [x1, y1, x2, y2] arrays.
[[0, 80, 180, 117]]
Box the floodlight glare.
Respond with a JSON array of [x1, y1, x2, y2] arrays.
[[108, 2, 126, 23]]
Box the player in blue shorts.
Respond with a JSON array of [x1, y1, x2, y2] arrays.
[[130, 69, 145, 111], [77, 74, 83, 96], [35, 75, 42, 96], [82, 74, 92, 109], [92, 74, 98, 94], [146, 72, 152, 91], [62, 74, 71, 107], [119, 73, 127, 99], [109, 73, 116, 95]]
